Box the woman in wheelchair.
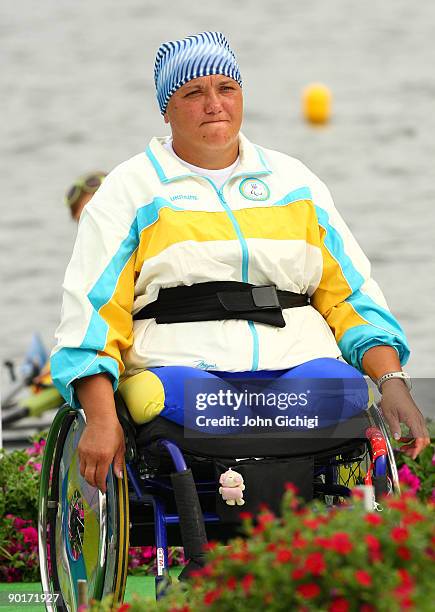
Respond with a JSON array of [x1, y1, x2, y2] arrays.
[[42, 31, 429, 609]]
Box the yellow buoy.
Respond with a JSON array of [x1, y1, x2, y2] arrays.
[[302, 83, 332, 125]]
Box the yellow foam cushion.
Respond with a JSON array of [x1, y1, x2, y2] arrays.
[[118, 370, 165, 424]]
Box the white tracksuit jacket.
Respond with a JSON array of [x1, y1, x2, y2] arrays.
[[51, 133, 409, 407]]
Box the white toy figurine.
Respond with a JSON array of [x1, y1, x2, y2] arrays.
[[218, 468, 245, 506]]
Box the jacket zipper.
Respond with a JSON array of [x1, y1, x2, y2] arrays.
[[206, 180, 260, 371]]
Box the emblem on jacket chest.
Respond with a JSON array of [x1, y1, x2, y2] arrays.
[[239, 177, 270, 201]]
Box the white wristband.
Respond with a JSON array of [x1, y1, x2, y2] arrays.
[[376, 371, 412, 392]]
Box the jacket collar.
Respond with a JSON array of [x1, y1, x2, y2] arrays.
[[145, 132, 271, 184]]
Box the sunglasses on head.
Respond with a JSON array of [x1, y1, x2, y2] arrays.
[[64, 173, 106, 208]]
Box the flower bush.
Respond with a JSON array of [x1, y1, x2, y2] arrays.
[[87, 487, 435, 612], [0, 437, 45, 582], [394, 440, 434, 503], [0, 439, 43, 524], [0, 515, 40, 582], [0, 426, 432, 592], [0, 437, 183, 581]]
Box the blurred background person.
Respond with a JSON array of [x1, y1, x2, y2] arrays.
[[32, 170, 107, 389], [65, 171, 107, 222], [33, 170, 108, 388]]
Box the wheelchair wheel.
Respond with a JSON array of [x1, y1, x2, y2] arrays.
[[315, 403, 400, 505], [38, 405, 129, 611], [367, 402, 401, 495]]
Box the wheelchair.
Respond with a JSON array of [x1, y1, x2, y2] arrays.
[[38, 390, 400, 612]]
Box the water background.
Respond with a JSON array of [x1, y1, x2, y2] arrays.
[[1, 0, 434, 392]]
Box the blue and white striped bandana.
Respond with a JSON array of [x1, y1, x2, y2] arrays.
[[154, 31, 242, 115]]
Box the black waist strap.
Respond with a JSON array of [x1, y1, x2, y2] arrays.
[[133, 282, 309, 328]]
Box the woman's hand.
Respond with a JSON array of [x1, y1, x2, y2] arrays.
[[380, 379, 430, 459], [74, 373, 125, 493], [78, 417, 125, 493], [361, 346, 430, 459]]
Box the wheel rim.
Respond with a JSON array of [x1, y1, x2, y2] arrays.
[[44, 411, 129, 610], [103, 462, 129, 603], [40, 407, 130, 609], [53, 412, 107, 610], [39, 405, 74, 612], [368, 403, 401, 495]]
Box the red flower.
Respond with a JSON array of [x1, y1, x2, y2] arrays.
[[276, 549, 293, 564], [20, 527, 38, 545], [189, 570, 203, 579], [296, 583, 321, 599], [314, 536, 332, 549], [239, 511, 253, 520], [355, 570, 372, 587], [292, 568, 307, 580], [365, 534, 380, 550], [393, 569, 415, 603], [304, 552, 326, 576], [203, 565, 216, 577], [401, 491, 417, 501], [226, 576, 237, 591], [203, 541, 218, 552], [267, 543, 277, 552], [230, 550, 251, 562], [402, 511, 424, 526], [360, 605, 375, 612], [365, 534, 382, 561], [203, 588, 221, 606], [397, 568, 414, 589], [241, 573, 254, 594], [12, 517, 29, 529], [352, 489, 364, 500], [329, 598, 350, 612], [294, 507, 308, 517], [370, 550, 383, 562], [253, 524, 265, 535], [391, 527, 409, 543], [117, 605, 131, 612], [364, 514, 382, 526], [388, 499, 408, 511], [394, 589, 413, 605], [292, 534, 308, 549], [330, 533, 353, 555], [258, 512, 275, 525], [397, 546, 411, 561], [285, 482, 299, 493]]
